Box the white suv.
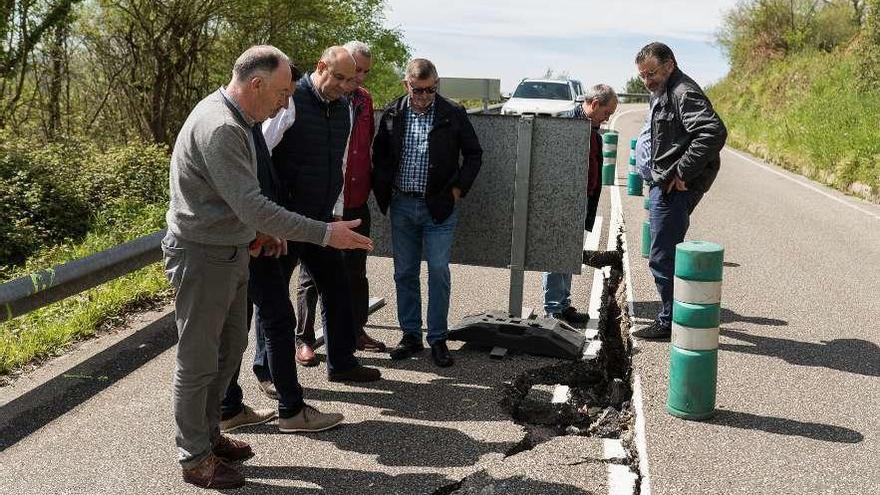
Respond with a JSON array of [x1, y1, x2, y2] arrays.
[[501, 78, 582, 117]]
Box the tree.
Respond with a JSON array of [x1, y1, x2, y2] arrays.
[[0, 0, 81, 126], [79, 0, 221, 144]]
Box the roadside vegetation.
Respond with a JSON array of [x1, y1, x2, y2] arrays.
[[0, 0, 410, 378], [709, 0, 880, 202]]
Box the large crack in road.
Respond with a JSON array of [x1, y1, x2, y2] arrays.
[[436, 235, 641, 494]]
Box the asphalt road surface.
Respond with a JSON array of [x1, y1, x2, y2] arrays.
[[612, 103, 880, 495]]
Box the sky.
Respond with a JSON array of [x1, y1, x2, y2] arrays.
[[382, 0, 740, 93]]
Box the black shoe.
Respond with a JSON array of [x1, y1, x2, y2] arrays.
[[390, 334, 424, 360], [430, 340, 453, 367], [328, 364, 381, 382], [631, 322, 671, 340], [557, 306, 590, 324]]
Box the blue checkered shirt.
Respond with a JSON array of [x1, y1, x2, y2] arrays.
[[395, 101, 435, 194]]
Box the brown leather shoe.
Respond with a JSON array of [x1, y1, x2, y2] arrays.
[[295, 343, 319, 367], [182, 454, 244, 489], [213, 435, 254, 463], [356, 332, 387, 352]]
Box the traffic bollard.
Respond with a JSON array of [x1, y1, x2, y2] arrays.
[[667, 240, 724, 420], [602, 132, 618, 186]]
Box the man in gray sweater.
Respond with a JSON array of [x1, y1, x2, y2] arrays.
[[163, 45, 372, 490]]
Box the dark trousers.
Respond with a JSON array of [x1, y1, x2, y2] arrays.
[[296, 204, 371, 342], [648, 186, 704, 328], [222, 244, 359, 419], [222, 254, 303, 419], [585, 190, 601, 232]]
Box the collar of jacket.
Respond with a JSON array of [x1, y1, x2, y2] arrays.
[[299, 72, 349, 109], [655, 67, 684, 108]]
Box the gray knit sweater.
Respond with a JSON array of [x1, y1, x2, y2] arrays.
[[166, 89, 327, 246]]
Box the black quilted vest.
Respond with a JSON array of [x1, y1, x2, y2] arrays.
[[273, 73, 350, 221]]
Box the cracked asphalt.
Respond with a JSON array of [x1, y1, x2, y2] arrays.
[[0, 243, 615, 494]]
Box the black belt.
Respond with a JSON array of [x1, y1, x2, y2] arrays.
[[395, 189, 425, 198]]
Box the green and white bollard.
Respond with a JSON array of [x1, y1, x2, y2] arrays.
[[667, 241, 724, 420], [640, 220, 651, 258], [601, 132, 618, 186], [627, 155, 643, 196]]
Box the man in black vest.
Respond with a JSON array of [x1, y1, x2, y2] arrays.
[[265, 46, 380, 385]]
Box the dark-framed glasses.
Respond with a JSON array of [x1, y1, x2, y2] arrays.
[[410, 86, 437, 95]]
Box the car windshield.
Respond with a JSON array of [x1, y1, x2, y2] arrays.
[[512, 81, 572, 101]]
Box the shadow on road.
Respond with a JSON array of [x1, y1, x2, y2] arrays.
[[710, 408, 863, 444], [632, 301, 788, 327], [0, 312, 177, 452], [721, 328, 879, 377]]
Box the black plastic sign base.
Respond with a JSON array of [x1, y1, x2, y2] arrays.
[[448, 310, 586, 360]]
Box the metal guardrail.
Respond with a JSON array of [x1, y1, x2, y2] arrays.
[[0, 230, 166, 323], [467, 103, 504, 114]]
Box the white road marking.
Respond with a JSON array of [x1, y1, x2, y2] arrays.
[[608, 464, 639, 495], [551, 385, 570, 404], [632, 375, 653, 495], [609, 121, 651, 495], [602, 438, 628, 461], [724, 147, 880, 222]]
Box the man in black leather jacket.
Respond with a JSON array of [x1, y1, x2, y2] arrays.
[[631, 42, 728, 340]]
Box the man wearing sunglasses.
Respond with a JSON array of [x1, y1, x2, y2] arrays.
[[372, 58, 483, 367], [630, 42, 727, 340]]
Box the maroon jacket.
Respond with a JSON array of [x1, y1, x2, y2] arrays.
[[343, 86, 375, 209], [588, 127, 601, 196]]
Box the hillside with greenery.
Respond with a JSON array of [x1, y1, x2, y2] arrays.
[[0, 0, 409, 377], [708, 0, 880, 202]]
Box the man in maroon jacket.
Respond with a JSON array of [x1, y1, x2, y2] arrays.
[[294, 41, 386, 366], [541, 84, 618, 324]]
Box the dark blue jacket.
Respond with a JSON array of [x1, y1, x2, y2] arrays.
[[273, 73, 351, 221], [372, 94, 482, 223]]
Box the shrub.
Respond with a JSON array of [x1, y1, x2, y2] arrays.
[[0, 133, 170, 269], [0, 136, 91, 266]]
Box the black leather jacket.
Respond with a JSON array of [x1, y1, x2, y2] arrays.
[[649, 68, 727, 192], [372, 94, 482, 223]]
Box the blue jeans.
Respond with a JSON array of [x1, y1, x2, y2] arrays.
[[390, 193, 458, 345], [648, 185, 704, 328], [542, 272, 572, 315]]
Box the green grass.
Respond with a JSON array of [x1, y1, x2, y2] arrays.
[[708, 50, 880, 201], [0, 200, 170, 377]]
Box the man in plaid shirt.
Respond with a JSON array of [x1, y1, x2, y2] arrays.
[[372, 58, 482, 367]]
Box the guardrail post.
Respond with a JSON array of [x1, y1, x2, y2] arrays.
[[667, 240, 724, 420]]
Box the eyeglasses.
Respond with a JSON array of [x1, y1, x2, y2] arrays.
[[410, 85, 437, 95], [638, 60, 669, 80]]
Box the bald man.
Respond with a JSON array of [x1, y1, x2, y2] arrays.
[[240, 45, 379, 413]]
